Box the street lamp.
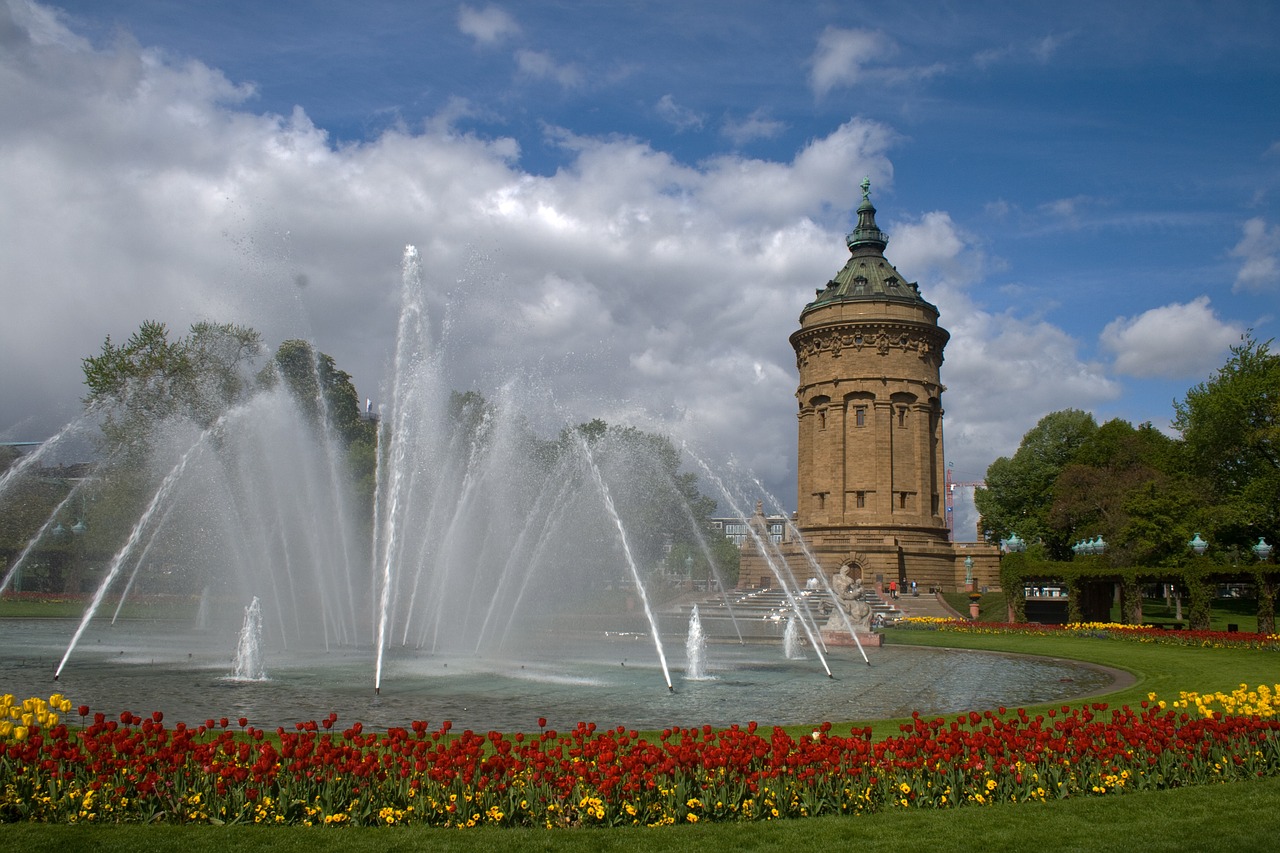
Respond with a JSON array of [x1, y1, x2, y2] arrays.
[[964, 556, 974, 587], [1001, 533, 1026, 554], [1072, 536, 1107, 557], [1178, 533, 1213, 623]]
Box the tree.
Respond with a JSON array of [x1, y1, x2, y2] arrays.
[[82, 320, 263, 454], [975, 409, 1097, 558], [261, 339, 369, 446], [1048, 420, 1201, 566], [1173, 334, 1279, 548]]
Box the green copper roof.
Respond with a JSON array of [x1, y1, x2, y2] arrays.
[[802, 179, 938, 316]]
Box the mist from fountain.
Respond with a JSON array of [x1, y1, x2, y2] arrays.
[[685, 449, 834, 677], [0, 412, 95, 504], [754, 478, 870, 665], [56, 429, 212, 679], [359, 246, 708, 694], [579, 436, 673, 690], [0, 485, 86, 597], [22, 243, 820, 700]]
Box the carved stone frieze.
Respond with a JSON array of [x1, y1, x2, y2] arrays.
[[792, 322, 947, 370]]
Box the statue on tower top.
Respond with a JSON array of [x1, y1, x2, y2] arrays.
[[860, 176, 871, 201]]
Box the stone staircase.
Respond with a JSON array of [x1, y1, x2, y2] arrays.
[[887, 589, 959, 620], [667, 584, 910, 639]]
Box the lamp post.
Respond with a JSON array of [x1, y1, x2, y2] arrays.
[[999, 533, 1027, 623], [1176, 534, 1211, 622], [50, 511, 87, 593], [1000, 533, 1026, 555], [964, 556, 974, 590]]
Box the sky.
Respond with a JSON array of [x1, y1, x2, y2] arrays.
[[1, 0, 1277, 538]]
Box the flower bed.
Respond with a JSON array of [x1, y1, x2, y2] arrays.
[[897, 617, 1280, 651], [2, 685, 1279, 827]]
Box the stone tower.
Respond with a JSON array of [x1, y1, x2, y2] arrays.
[[787, 179, 957, 591]]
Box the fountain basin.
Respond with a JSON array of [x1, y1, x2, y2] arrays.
[[2, 618, 1117, 732]]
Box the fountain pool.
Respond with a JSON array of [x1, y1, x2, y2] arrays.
[[2, 617, 1118, 731]]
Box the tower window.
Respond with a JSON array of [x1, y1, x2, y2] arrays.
[[899, 491, 908, 509], [818, 409, 827, 430], [897, 406, 907, 427], [856, 491, 865, 508], [854, 406, 866, 427]]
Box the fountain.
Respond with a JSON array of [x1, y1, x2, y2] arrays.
[[685, 605, 708, 680], [231, 597, 266, 681], [783, 615, 803, 660], [0, 245, 1123, 730]]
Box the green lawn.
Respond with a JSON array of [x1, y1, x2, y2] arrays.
[[6, 777, 1279, 852], [0, 597, 196, 620]]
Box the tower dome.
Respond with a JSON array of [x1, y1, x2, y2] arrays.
[[786, 179, 955, 592]]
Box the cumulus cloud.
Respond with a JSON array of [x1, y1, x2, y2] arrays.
[[1101, 297, 1246, 378], [809, 27, 889, 97], [1231, 216, 1280, 292], [457, 4, 520, 46], [885, 211, 980, 288], [0, 2, 1140, 519]]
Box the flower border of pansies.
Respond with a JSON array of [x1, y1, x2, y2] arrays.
[[2, 682, 1279, 827]]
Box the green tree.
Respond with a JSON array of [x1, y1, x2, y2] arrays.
[[82, 320, 263, 454], [261, 339, 370, 446], [975, 409, 1097, 558], [554, 419, 724, 576], [1173, 334, 1279, 549], [1048, 420, 1201, 566]]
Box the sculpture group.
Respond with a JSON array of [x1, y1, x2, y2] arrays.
[[824, 565, 873, 633]]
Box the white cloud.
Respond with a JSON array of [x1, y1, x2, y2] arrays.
[[1101, 297, 1245, 378], [885, 211, 978, 287], [457, 4, 520, 46], [1231, 216, 1280, 292], [809, 27, 889, 97], [514, 49, 583, 89], [1031, 34, 1064, 63], [655, 94, 704, 132], [974, 32, 1073, 68], [883, 208, 1121, 492], [0, 1, 1159, 525], [722, 110, 786, 146]]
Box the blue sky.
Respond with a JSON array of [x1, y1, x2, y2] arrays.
[[2, 0, 1277, 536]]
